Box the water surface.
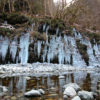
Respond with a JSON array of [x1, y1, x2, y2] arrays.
[[0, 72, 100, 100]]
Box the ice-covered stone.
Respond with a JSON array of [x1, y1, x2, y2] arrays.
[[63, 86, 77, 98], [63, 83, 81, 92], [59, 75, 65, 79], [0, 85, 8, 96], [72, 96, 81, 100], [78, 90, 95, 100], [24, 89, 45, 97]]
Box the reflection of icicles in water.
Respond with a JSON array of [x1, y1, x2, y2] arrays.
[[74, 72, 87, 86], [8, 79, 13, 95], [19, 33, 30, 65], [10, 38, 17, 61], [47, 75, 51, 88], [90, 73, 100, 91], [16, 76, 27, 94], [65, 74, 72, 83], [37, 41, 42, 58], [59, 76, 65, 93], [0, 36, 9, 61]]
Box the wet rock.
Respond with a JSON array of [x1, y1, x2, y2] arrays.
[[63, 86, 77, 98], [63, 83, 81, 92], [0, 85, 8, 96], [63, 95, 68, 100], [72, 96, 81, 100], [11, 96, 16, 100], [24, 89, 45, 97], [78, 90, 96, 100]]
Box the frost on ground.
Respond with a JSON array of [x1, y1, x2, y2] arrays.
[[0, 63, 100, 77]]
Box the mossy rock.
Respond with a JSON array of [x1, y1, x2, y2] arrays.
[[0, 27, 20, 38], [0, 13, 28, 25], [0, 28, 13, 36]]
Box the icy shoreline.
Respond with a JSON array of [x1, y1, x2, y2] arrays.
[[0, 63, 100, 77]]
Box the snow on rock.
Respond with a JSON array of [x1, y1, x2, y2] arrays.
[[0, 63, 100, 77], [24, 76, 31, 80], [63, 86, 77, 98], [38, 89, 45, 94], [78, 90, 95, 100], [0, 23, 15, 30], [72, 96, 81, 100], [0, 85, 8, 96], [63, 83, 81, 92], [59, 75, 65, 79], [24, 89, 45, 97]]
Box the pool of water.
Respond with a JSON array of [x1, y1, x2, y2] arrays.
[[0, 71, 100, 100]]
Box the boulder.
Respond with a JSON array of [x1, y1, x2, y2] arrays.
[[24, 89, 45, 97], [63, 86, 77, 98], [38, 89, 45, 95], [63, 83, 81, 92], [63, 95, 68, 100], [78, 90, 96, 100], [72, 96, 81, 100], [0, 85, 8, 96]]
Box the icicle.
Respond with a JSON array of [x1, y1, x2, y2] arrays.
[[46, 26, 49, 44], [0, 36, 9, 61], [56, 28, 59, 35], [19, 33, 30, 65], [43, 45, 47, 63], [37, 41, 41, 58], [43, 24, 46, 32], [93, 44, 99, 55], [87, 41, 97, 66], [10, 37, 17, 61], [58, 43, 64, 64], [31, 23, 35, 32]]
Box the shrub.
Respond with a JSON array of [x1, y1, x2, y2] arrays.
[[0, 13, 28, 25]]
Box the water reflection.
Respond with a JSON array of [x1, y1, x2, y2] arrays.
[[0, 72, 100, 100]]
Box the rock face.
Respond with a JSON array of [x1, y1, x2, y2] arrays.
[[63, 86, 77, 98], [63, 83, 81, 92], [24, 89, 45, 97], [0, 85, 8, 96], [72, 96, 81, 100], [78, 90, 95, 100]]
